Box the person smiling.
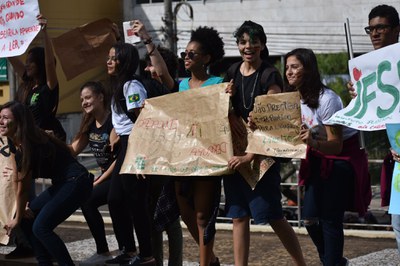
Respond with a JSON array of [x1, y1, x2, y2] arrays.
[[68, 81, 121, 265], [286, 48, 370, 266], [0, 101, 93, 266], [175, 26, 224, 266], [223, 21, 305, 266]]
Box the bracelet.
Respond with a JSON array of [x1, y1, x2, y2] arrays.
[[143, 37, 153, 45], [147, 44, 156, 56]]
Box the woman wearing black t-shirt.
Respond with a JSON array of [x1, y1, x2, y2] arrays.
[[0, 101, 92, 266]]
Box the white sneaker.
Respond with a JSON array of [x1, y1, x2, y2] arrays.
[[80, 252, 114, 266]]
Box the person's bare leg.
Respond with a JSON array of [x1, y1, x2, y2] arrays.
[[175, 181, 199, 243], [270, 218, 306, 266], [232, 217, 250, 266], [193, 180, 218, 266]]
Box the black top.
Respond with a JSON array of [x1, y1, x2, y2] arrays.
[[88, 115, 114, 172], [25, 84, 66, 141], [224, 61, 283, 121], [10, 137, 87, 183]]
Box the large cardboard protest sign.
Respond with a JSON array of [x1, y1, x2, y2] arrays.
[[0, 0, 40, 57], [121, 83, 234, 176], [246, 91, 306, 159], [52, 18, 118, 80], [0, 137, 16, 245], [328, 43, 400, 131]]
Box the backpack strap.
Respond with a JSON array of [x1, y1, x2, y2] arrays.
[[259, 62, 281, 94]]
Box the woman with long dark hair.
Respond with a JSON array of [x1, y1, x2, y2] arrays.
[[0, 101, 93, 265], [8, 15, 66, 141], [69, 81, 123, 265], [285, 48, 370, 266], [105, 42, 155, 265]]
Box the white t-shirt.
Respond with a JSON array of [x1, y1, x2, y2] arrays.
[[301, 88, 357, 141], [111, 80, 147, 136]]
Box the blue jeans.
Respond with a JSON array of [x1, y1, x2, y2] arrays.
[[302, 159, 353, 266], [392, 214, 400, 255], [22, 173, 93, 266]]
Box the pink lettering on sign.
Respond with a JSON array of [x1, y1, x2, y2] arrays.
[[0, 28, 18, 39], [190, 142, 227, 157], [0, 0, 25, 14], [8, 39, 19, 51], [19, 25, 39, 35], [136, 118, 179, 130], [5, 10, 23, 22]]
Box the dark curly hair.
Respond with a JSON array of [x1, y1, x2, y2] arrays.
[[190, 26, 224, 66]]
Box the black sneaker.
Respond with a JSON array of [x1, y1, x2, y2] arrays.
[[122, 256, 156, 265], [105, 253, 133, 264], [210, 257, 220, 266], [5, 246, 35, 259]]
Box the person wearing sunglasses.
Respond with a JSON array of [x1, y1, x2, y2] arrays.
[[348, 4, 400, 257], [175, 26, 224, 266]]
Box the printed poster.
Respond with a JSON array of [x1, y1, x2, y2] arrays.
[[0, 0, 41, 57], [120, 83, 234, 176], [327, 43, 400, 131]]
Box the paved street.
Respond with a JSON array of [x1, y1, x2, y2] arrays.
[[0, 215, 399, 265]]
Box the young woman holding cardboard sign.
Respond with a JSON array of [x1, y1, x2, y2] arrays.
[[285, 48, 370, 266]]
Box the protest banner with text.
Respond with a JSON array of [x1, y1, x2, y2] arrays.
[[328, 43, 400, 131], [0, 136, 16, 245], [0, 0, 40, 57], [121, 83, 234, 176], [246, 91, 306, 159]]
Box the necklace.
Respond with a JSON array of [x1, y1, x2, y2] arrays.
[[241, 71, 259, 110]]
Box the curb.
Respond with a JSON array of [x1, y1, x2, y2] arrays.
[[66, 214, 396, 239]]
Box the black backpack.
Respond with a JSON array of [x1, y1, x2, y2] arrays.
[[120, 76, 170, 123]]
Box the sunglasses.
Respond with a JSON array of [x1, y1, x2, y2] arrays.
[[364, 24, 392, 34], [180, 51, 202, 60]]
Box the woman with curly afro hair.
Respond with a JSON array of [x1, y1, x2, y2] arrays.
[[176, 26, 224, 266]]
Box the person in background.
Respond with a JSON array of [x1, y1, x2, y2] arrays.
[[132, 20, 182, 266], [287, 48, 370, 266], [348, 4, 400, 256], [105, 42, 155, 265], [223, 20, 306, 266], [1, 101, 93, 266], [8, 14, 66, 141], [5, 14, 65, 260], [68, 81, 124, 265], [176, 26, 225, 266]]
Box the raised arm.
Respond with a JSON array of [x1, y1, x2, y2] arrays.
[[37, 14, 58, 90], [131, 20, 175, 90]]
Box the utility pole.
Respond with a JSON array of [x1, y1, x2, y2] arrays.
[[163, 0, 174, 52]]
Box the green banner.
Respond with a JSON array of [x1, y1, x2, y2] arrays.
[[0, 59, 7, 82]]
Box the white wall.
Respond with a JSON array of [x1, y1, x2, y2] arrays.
[[124, 0, 400, 56]]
